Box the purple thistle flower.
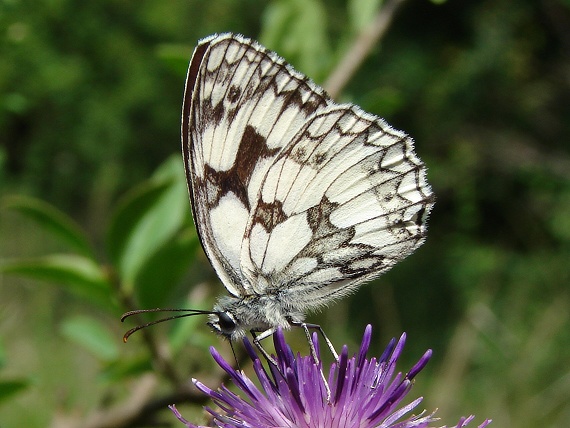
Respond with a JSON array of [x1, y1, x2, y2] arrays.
[[170, 325, 491, 428]]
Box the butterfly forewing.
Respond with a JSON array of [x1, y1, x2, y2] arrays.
[[183, 34, 331, 297]]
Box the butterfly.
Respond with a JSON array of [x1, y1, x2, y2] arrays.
[[123, 33, 434, 355]]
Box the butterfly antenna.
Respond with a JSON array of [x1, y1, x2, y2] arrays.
[[290, 321, 339, 362], [121, 308, 213, 342]]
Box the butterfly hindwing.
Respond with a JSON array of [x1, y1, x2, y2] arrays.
[[240, 105, 433, 307]]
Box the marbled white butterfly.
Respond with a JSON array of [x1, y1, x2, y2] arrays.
[[123, 33, 434, 354]]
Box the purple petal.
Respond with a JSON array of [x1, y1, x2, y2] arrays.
[[311, 331, 321, 364], [379, 336, 397, 364], [357, 324, 373, 368], [407, 349, 432, 380], [332, 344, 349, 404], [242, 336, 259, 363]]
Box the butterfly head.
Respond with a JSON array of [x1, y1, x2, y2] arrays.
[[207, 310, 243, 341], [208, 295, 253, 341]]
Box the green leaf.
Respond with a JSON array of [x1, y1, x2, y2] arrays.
[[106, 180, 171, 269], [107, 156, 189, 291], [60, 315, 120, 361], [0, 380, 28, 404], [1, 195, 94, 258], [0, 254, 114, 309], [134, 227, 199, 308]]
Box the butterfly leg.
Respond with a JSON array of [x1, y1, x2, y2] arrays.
[[290, 321, 337, 402], [290, 321, 339, 362], [251, 328, 278, 366]]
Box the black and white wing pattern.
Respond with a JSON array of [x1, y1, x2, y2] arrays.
[[241, 105, 433, 310], [183, 33, 331, 298], [182, 33, 434, 336]]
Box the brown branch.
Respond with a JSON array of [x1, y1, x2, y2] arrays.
[[323, 0, 407, 99]]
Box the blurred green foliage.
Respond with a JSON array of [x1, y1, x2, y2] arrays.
[[1, 0, 569, 427]]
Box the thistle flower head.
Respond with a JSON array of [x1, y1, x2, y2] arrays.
[[171, 325, 490, 428]]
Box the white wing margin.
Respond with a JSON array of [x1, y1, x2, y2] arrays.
[[182, 33, 331, 297], [240, 105, 434, 307]]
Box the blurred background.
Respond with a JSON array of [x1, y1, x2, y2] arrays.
[[1, 0, 569, 427]]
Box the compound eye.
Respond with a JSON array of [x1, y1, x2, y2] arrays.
[[217, 312, 236, 335]]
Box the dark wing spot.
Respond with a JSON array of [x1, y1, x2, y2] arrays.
[[313, 152, 326, 165], [293, 147, 307, 161], [203, 125, 280, 210], [253, 199, 287, 231], [228, 85, 241, 103], [236, 126, 278, 190], [306, 196, 339, 235], [199, 99, 226, 128], [339, 256, 386, 277]]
